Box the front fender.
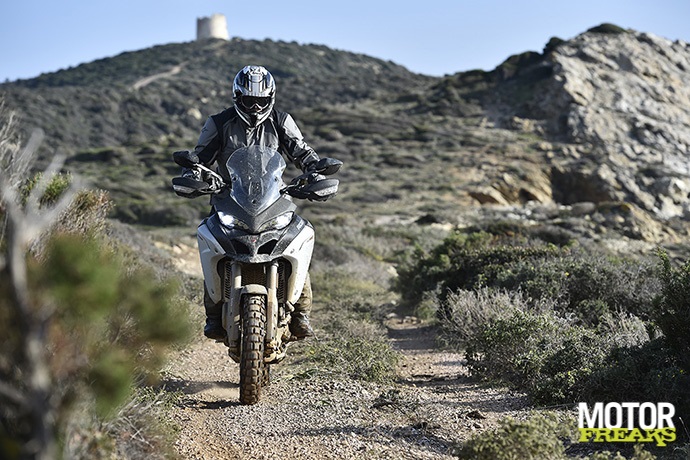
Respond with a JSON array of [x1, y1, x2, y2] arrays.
[[241, 284, 268, 296]]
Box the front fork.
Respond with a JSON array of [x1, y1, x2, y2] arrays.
[[224, 261, 281, 362]]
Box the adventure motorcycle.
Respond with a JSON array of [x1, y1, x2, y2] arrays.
[[172, 146, 340, 404]]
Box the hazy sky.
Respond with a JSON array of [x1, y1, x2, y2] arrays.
[[1, 0, 689, 82]]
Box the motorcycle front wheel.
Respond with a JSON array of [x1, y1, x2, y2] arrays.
[[239, 294, 266, 405]]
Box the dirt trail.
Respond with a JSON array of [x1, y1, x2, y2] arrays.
[[155, 240, 530, 459], [162, 316, 529, 459], [131, 64, 184, 90]]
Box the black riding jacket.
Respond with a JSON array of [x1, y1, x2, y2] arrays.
[[194, 106, 319, 175]]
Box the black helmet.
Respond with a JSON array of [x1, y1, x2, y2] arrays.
[[232, 65, 275, 126]]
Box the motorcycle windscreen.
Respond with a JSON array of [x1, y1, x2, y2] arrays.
[[225, 146, 287, 215]]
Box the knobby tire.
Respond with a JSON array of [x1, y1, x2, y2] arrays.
[[239, 294, 266, 405]]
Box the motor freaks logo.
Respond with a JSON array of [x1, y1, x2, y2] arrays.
[[578, 402, 676, 447]]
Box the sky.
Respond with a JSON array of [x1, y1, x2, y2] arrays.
[[1, 0, 689, 83]]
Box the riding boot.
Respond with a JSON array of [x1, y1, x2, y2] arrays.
[[203, 286, 226, 340], [290, 273, 314, 339]]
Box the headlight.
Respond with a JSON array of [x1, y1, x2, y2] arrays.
[[218, 212, 250, 231], [258, 212, 294, 232]]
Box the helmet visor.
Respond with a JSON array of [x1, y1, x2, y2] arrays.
[[239, 95, 272, 112]]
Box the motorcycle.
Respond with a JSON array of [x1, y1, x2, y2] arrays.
[[171, 146, 340, 404]]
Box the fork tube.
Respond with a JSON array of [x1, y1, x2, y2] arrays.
[[266, 262, 279, 341], [228, 262, 242, 345]]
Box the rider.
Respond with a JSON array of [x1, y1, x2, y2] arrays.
[[183, 65, 319, 341]]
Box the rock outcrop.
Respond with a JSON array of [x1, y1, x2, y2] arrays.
[[498, 26, 690, 220]]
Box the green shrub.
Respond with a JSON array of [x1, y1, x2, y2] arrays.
[[36, 234, 192, 415], [397, 227, 682, 409], [496, 253, 659, 325], [395, 229, 560, 310], [654, 251, 690, 372], [465, 309, 556, 379], [544, 37, 566, 54], [585, 445, 656, 459], [587, 23, 628, 35], [619, 251, 690, 424], [438, 288, 547, 349], [455, 412, 575, 460], [306, 318, 399, 383], [465, 309, 587, 402], [19, 171, 72, 206], [583, 338, 688, 409], [456, 412, 657, 459], [1, 233, 192, 457], [396, 228, 659, 326], [465, 307, 651, 405]]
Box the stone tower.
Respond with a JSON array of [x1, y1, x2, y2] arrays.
[[196, 14, 229, 41]]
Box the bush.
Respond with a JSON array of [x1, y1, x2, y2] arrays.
[[443, 291, 650, 405], [36, 234, 192, 412], [396, 229, 659, 326], [395, 229, 559, 310], [306, 318, 399, 383], [654, 251, 690, 372], [404, 229, 690, 422], [570, 252, 690, 425], [464, 308, 611, 404], [19, 171, 73, 206], [438, 287, 552, 349], [1, 231, 191, 457], [1, 100, 191, 458], [584, 339, 688, 413], [587, 23, 628, 35], [456, 412, 659, 459], [455, 412, 575, 460], [394, 228, 667, 406], [496, 253, 659, 325]]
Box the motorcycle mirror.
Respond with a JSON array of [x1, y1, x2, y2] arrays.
[[313, 158, 342, 176], [173, 150, 200, 168]]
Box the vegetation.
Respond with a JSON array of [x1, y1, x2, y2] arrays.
[[587, 23, 629, 35], [396, 226, 659, 324], [0, 111, 192, 459], [455, 412, 575, 460], [456, 412, 657, 460], [394, 223, 690, 457], [301, 223, 403, 384]]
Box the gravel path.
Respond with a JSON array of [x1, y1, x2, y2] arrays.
[[161, 313, 531, 459]]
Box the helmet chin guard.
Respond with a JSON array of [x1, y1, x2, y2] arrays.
[[232, 65, 275, 126]]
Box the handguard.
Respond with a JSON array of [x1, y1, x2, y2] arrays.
[[286, 173, 339, 201], [172, 176, 212, 198], [171, 150, 226, 198]]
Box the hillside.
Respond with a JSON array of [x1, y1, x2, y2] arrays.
[[2, 25, 689, 250], [2, 38, 433, 151]]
